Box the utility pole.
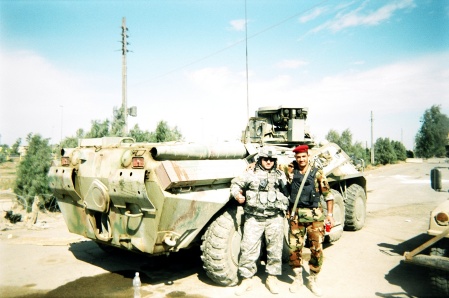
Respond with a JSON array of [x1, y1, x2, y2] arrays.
[[121, 17, 128, 135], [371, 111, 374, 165], [120, 17, 137, 135]]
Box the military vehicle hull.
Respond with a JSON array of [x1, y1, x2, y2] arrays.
[[49, 140, 249, 253]]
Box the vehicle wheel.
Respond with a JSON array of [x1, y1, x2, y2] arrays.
[[322, 189, 345, 243], [201, 206, 244, 286], [430, 239, 449, 297], [344, 184, 366, 231]]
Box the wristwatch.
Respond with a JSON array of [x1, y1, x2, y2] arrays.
[[328, 213, 333, 217]]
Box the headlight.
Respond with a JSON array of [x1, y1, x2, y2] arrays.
[[132, 156, 144, 168], [61, 156, 70, 166], [435, 212, 449, 226]]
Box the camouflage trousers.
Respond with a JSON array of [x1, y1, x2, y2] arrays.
[[288, 218, 325, 274], [238, 213, 284, 278]]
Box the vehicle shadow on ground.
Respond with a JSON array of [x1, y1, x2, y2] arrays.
[[67, 240, 298, 295], [68, 240, 208, 285], [375, 233, 434, 298]]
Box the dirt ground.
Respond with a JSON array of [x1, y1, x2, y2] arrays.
[[0, 160, 447, 298]]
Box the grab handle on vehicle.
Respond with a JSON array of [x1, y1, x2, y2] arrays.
[[125, 211, 143, 218]]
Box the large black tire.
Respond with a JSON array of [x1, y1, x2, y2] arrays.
[[200, 207, 243, 286], [322, 189, 345, 243], [344, 184, 366, 231], [430, 239, 449, 297], [431, 168, 442, 191]]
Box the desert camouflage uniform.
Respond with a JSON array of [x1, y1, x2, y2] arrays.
[[231, 163, 289, 277], [288, 160, 333, 274]]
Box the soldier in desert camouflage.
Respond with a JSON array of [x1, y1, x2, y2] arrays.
[[230, 146, 289, 296], [287, 144, 335, 297]]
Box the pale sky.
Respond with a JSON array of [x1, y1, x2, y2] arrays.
[[1, 0, 448, 150]]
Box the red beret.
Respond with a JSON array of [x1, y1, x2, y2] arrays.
[[293, 145, 309, 153]]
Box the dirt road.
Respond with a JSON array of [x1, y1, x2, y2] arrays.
[[1, 160, 448, 298]]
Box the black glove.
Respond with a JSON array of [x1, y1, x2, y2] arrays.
[[278, 179, 290, 197]]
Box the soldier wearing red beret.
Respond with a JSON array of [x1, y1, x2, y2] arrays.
[[292, 144, 309, 153], [287, 144, 334, 296]]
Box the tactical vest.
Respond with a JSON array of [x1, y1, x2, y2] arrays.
[[244, 166, 289, 217], [290, 167, 320, 208]]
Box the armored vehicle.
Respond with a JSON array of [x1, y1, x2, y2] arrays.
[[48, 105, 367, 286], [404, 166, 449, 297]]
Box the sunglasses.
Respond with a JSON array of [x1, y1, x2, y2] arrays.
[[261, 157, 276, 162]]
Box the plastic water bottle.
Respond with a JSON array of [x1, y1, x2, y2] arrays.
[[133, 272, 141, 298]]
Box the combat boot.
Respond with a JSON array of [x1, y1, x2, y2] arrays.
[[265, 275, 280, 294], [235, 277, 253, 296], [307, 272, 323, 297], [289, 267, 303, 293]]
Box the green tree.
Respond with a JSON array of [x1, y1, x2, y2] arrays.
[[14, 134, 52, 207], [57, 111, 183, 146], [150, 121, 183, 142], [61, 129, 85, 149], [11, 138, 21, 155], [110, 106, 126, 137], [415, 105, 449, 158], [339, 129, 353, 153], [392, 140, 407, 161], [60, 137, 79, 149], [86, 119, 110, 138], [374, 138, 397, 165], [0, 145, 8, 163], [325, 129, 368, 165], [325, 129, 340, 144], [351, 141, 369, 166], [129, 124, 152, 142], [325, 129, 353, 153]]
